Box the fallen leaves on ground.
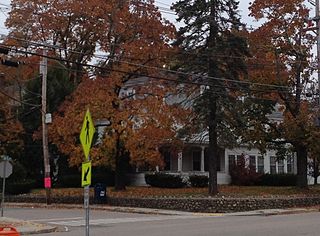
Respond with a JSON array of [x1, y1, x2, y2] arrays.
[[29, 185, 320, 199]]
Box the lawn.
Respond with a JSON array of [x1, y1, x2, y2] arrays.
[[30, 185, 320, 199]]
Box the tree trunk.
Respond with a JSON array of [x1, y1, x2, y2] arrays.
[[296, 145, 308, 188], [114, 155, 127, 191], [208, 95, 218, 195], [114, 137, 127, 191], [207, 0, 219, 196], [313, 157, 319, 185]]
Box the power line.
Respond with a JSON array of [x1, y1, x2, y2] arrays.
[[0, 36, 294, 91]]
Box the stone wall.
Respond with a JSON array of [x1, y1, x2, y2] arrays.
[[5, 195, 320, 213], [108, 197, 320, 213]]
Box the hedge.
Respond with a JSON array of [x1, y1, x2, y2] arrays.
[[145, 172, 186, 188], [0, 179, 36, 195], [256, 174, 297, 186], [189, 175, 208, 187]]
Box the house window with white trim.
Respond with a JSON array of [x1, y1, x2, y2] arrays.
[[228, 155, 236, 170], [270, 156, 277, 174], [257, 156, 264, 173], [249, 155, 256, 171], [278, 159, 284, 174], [287, 156, 294, 174]]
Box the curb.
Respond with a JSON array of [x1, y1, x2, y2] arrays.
[[0, 217, 57, 235]]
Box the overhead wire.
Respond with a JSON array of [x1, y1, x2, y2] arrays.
[[0, 35, 295, 92]]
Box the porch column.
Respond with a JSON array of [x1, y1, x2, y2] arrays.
[[201, 146, 205, 172], [178, 151, 183, 172]]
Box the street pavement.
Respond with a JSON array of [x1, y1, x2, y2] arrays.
[[0, 203, 319, 235]]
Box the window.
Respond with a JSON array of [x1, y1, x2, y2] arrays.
[[270, 156, 276, 174], [278, 159, 284, 174], [249, 155, 256, 171], [287, 156, 294, 173], [163, 151, 171, 171], [228, 155, 236, 170], [257, 156, 264, 173], [193, 151, 201, 171]]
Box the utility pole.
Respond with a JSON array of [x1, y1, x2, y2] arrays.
[[40, 49, 51, 205], [316, 0, 320, 106]]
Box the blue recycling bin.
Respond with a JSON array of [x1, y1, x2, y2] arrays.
[[94, 183, 107, 204]]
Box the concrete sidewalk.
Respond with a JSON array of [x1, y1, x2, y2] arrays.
[[1, 203, 319, 235], [0, 217, 57, 235]]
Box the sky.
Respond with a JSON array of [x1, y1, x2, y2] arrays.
[[160, 0, 253, 24], [0, 0, 253, 36]]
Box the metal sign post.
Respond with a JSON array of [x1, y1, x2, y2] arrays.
[[0, 155, 12, 217], [84, 184, 90, 235], [1, 158, 7, 217]]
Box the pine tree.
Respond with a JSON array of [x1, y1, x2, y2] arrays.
[[173, 0, 249, 195]]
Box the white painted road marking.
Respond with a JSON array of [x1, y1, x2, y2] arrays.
[[47, 214, 225, 227]]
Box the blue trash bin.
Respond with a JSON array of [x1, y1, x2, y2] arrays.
[[94, 183, 107, 204]]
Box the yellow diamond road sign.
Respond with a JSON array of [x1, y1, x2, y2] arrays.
[[80, 109, 95, 161], [82, 161, 92, 187]]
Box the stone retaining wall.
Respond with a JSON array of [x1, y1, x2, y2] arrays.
[[5, 195, 320, 213], [108, 197, 320, 213]]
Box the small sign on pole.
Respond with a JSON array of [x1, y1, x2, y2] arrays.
[[44, 177, 51, 188], [81, 161, 92, 187]]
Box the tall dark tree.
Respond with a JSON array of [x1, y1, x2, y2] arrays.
[[19, 62, 74, 179], [172, 0, 249, 195]]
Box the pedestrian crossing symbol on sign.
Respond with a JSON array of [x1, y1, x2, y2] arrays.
[[80, 109, 95, 161], [81, 161, 92, 187]]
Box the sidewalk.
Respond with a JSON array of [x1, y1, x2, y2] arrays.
[[0, 217, 57, 235], [1, 203, 319, 235]]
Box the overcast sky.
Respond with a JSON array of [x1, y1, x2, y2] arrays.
[[159, 0, 254, 27]]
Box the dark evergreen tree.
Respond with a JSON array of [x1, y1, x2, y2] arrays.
[[19, 62, 74, 180], [172, 0, 249, 195]]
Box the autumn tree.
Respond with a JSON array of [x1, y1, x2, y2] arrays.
[[23, 1, 190, 190], [247, 0, 315, 187], [172, 0, 249, 195], [0, 64, 23, 158], [6, 0, 108, 84]]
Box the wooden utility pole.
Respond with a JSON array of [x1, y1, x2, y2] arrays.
[[40, 49, 51, 205], [316, 0, 320, 107]]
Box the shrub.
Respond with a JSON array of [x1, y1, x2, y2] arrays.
[[189, 175, 208, 187], [56, 171, 115, 188], [256, 174, 297, 186], [229, 155, 262, 186], [1, 179, 36, 195], [56, 175, 81, 188], [145, 172, 186, 188]]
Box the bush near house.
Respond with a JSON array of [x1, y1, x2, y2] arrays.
[[189, 175, 209, 187], [255, 174, 297, 186], [145, 172, 186, 188], [229, 155, 262, 186]]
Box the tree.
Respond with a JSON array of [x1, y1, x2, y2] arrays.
[[0, 62, 24, 159], [18, 62, 74, 179], [172, 0, 249, 195], [36, 1, 188, 190], [247, 0, 315, 188]]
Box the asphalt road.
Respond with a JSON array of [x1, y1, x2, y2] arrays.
[[4, 207, 320, 236]]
